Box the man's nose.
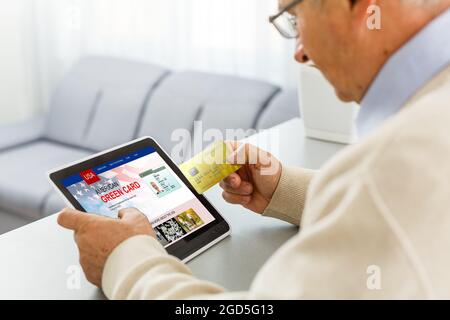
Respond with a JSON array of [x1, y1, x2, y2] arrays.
[[294, 38, 309, 63]]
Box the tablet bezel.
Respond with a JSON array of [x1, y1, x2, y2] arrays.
[[48, 136, 231, 262]]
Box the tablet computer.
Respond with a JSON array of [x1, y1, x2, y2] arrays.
[[48, 137, 231, 262]]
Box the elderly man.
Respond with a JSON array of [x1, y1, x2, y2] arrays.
[[59, 0, 450, 299]]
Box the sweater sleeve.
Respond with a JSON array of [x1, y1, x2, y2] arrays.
[[262, 166, 316, 226], [102, 235, 248, 299]]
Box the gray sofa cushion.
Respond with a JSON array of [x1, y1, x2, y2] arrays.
[[83, 86, 153, 151], [0, 116, 46, 152], [44, 56, 168, 150], [0, 141, 91, 219], [256, 88, 301, 130], [137, 71, 279, 153]]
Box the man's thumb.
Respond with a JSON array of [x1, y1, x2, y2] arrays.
[[57, 208, 88, 231]]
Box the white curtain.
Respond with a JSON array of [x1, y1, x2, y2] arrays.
[[0, 0, 36, 124], [9, 0, 299, 117]]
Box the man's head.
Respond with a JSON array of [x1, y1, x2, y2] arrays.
[[278, 0, 450, 102]]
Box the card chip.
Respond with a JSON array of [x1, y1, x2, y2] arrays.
[[189, 167, 199, 177]]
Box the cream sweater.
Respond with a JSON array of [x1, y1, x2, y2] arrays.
[[102, 66, 450, 300]]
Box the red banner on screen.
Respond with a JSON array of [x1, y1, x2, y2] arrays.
[[80, 169, 100, 185]]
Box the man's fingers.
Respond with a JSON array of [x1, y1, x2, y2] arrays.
[[222, 191, 251, 205], [222, 173, 242, 188], [219, 180, 253, 195], [57, 208, 91, 231], [118, 208, 139, 219], [236, 166, 250, 182], [118, 208, 131, 219], [118, 208, 148, 222]]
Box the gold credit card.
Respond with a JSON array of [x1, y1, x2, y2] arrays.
[[179, 141, 241, 194]]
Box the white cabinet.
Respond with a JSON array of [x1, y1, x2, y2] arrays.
[[298, 65, 359, 144]]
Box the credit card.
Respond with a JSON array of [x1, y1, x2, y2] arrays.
[[179, 141, 241, 194]]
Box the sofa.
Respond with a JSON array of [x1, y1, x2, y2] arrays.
[[0, 56, 300, 223]]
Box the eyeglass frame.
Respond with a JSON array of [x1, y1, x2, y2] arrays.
[[269, 0, 304, 39]]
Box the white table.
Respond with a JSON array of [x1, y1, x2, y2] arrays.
[[0, 119, 345, 299]]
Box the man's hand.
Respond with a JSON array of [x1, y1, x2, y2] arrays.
[[57, 207, 155, 287], [220, 142, 282, 214]]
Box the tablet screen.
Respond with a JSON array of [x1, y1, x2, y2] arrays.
[[60, 147, 216, 248]]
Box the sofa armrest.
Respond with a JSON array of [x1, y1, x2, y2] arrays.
[[0, 116, 46, 152]]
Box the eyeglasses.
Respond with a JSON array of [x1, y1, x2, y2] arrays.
[[269, 0, 303, 39]]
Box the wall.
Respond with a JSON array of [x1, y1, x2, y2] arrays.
[[0, 0, 37, 125]]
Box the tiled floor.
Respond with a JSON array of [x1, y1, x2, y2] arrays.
[[0, 210, 31, 235]]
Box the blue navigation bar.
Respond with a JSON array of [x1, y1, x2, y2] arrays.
[[62, 146, 156, 187]]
